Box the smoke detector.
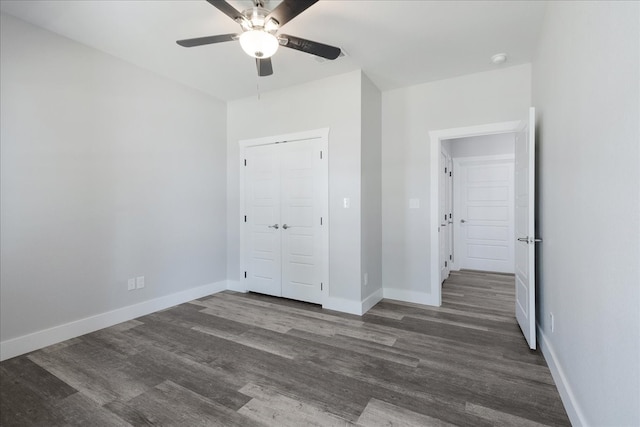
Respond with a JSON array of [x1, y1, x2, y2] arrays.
[[491, 53, 508, 65]]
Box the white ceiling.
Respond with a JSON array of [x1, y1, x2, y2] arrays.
[[0, 0, 547, 101]]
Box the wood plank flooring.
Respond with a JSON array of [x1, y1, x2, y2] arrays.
[[0, 270, 570, 426]]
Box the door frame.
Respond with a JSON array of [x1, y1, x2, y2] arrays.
[[238, 128, 330, 303], [452, 154, 515, 273], [428, 121, 521, 306]]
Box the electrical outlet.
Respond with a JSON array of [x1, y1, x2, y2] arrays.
[[364, 272, 368, 286], [127, 278, 135, 291], [550, 312, 555, 333], [136, 276, 145, 289]]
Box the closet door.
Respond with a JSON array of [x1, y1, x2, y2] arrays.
[[243, 138, 324, 304], [244, 144, 282, 297], [280, 139, 323, 304]]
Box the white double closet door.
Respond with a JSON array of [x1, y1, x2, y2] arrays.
[[243, 138, 326, 305]]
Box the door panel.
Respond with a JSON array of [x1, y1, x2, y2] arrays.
[[280, 140, 323, 304], [439, 149, 452, 282], [515, 107, 537, 350], [244, 145, 282, 297], [458, 159, 514, 273]]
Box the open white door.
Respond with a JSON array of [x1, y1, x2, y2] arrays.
[[515, 107, 538, 349], [439, 150, 449, 282]]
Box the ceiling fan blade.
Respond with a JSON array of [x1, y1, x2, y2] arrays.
[[256, 58, 273, 77], [265, 0, 318, 28], [206, 0, 244, 22], [279, 34, 341, 60], [177, 33, 237, 47]]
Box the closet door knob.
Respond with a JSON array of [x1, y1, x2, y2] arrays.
[[282, 224, 290, 230], [268, 224, 279, 229]]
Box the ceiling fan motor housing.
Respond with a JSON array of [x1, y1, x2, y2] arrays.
[[238, 7, 280, 58]]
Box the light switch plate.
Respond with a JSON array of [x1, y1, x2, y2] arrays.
[[343, 198, 350, 208], [409, 198, 420, 209], [136, 276, 145, 289], [127, 278, 135, 291]]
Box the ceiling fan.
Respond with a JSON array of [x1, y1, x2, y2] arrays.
[[176, 0, 342, 77]]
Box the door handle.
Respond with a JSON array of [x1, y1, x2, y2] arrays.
[[460, 219, 466, 223], [518, 237, 543, 243], [268, 224, 279, 229], [440, 223, 447, 227], [282, 224, 290, 230]]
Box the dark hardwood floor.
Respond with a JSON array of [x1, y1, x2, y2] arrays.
[[0, 270, 570, 426]]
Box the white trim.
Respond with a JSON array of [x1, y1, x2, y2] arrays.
[[539, 327, 587, 427], [239, 128, 330, 305], [238, 128, 329, 149], [322, 289, 382, 316], [428, 121, 522, 307], [452, 154, 515, 164], [322, 296, 363, 315], [361, 288, 384, 314], [226, 280, 245, 293], [0, 280, 228, 361], [382, 288, 440, 306]]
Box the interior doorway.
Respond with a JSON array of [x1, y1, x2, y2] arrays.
[[446, 134, 516, 274], [428, 120, 521, 306], [429, 111, 538, 350]]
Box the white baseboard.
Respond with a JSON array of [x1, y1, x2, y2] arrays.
[[538, 327, 586, 427], [322, 288, 383, 316], [0, 280, 227, 361], [323, 296, 363, 315], [361, 288, 383, 314], [226, 280, 245, 293], [382, 287, 440, 306]]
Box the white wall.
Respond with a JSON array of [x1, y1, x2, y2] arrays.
[[532, 2, 639, 425], [448, 133, 515, 158], [227, 71, 363, 304], [0, 14, 227, 346], [361, 73, 382, 303], [382, 64, 531, 301]]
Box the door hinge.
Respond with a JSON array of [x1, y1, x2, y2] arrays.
[[445, 167, 447, 173], [320, 217, 323, 226], [244, 271, 247, 279], [449, 213, 452, 219], [449, 171, 452, 177], [244, 159, 247, 166], [449, 254, 452, 260], [320, 151, 323, 159], [321, 282, 323, 291], [244, 215, 247, 223], [445, 261, 448, 267]]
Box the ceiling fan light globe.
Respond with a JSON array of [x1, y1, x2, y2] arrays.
[[239, 30, 279, 59]]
